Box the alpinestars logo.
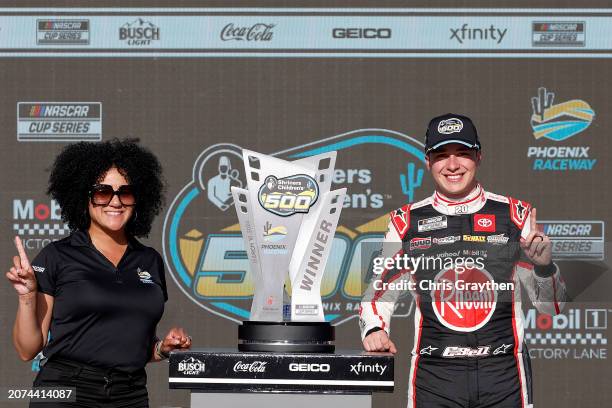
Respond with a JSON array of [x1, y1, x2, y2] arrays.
[[178, 357, 205, 375]]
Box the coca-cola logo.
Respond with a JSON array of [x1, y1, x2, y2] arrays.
[[431, 268, 497, 332], [233, 360, 268, 373], [221, 23, 275, 41]]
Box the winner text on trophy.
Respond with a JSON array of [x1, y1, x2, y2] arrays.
[[231, 149, 346, 352]]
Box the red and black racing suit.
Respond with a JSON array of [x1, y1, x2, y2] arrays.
[[360, 184, 566, 408]]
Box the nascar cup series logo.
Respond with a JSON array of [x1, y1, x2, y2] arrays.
[[431, 268, 497, 332], [162, 130, 426, 325], [258, 175, 319, 216]]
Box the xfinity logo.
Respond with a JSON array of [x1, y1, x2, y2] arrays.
[[450, 24, 508, 44], [332, 28, 392, 39], [178, 357, 205, 375], [289, 363, 330, 372], [350, 362, 388, 376], [233, 361, 267, 373]]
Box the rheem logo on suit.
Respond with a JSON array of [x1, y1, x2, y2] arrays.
[[17, 102, 102, 142]]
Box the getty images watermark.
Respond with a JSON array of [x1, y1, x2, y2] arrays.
[[369, 253, 515, 293]]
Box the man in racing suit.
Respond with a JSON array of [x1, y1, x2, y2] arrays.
[[359, 113, 566, 408]]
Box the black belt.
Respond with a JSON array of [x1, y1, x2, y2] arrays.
[[43, 357, 146, 386]]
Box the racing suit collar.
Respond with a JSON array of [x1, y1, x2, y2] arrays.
[[432, 183, 487, 215]]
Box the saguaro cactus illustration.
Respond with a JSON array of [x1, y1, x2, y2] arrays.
[[531, 87, 554, 121], [400, 162, 424, 202]]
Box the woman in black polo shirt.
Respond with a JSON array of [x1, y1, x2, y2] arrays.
[[6, 139, 191, 407]]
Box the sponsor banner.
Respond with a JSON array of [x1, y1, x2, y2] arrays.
[[169, 350, 393, 390], [525, 307, 609, 360], [12, 197, 69, 252], [532, 21, 585, 47], [0, 12, 610, 55], [538, 221, 605, 260], [36, 19, 89, 45], [17, 102, 102, 142]]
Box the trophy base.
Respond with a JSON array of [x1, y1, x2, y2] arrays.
[[238, 321, 335, 353]]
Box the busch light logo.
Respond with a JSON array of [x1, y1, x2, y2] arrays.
[[119, 18, 160, 46], [437, 118, 463, 134], [178, 357, 205, 375], [221, 23, 275, 41], [258, 175, 319, 217]]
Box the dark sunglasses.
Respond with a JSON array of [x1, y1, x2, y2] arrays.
[[89, 184, 136, 206]]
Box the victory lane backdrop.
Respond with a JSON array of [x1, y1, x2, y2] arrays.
[[1, 5, 612, 408]]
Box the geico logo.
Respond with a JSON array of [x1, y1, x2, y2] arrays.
[[13, 199, 62, 220], [263, 194, 313, 211], [332, 28, 392, 39], [289, 363, 330, 372]]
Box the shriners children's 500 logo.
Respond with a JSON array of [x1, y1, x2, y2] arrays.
[[258, 175, 319, 216]]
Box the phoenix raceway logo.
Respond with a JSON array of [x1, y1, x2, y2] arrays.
[[162, 129, 426, 325], [527, 87, 596, 171]]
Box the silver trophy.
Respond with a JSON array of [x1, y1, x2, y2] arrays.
[[231, 149, 346, 352]]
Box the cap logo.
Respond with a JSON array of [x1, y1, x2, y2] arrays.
[[438, 118, 463, 134]]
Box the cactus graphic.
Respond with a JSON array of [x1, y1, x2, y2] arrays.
[[400, 162, 424, 202], [263, 221, 272, 235], [531, 87, 555, 121]]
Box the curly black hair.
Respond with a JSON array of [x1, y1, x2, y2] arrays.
[[47, 138, 165, 237]]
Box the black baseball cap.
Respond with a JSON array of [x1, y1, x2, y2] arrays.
[[424, 113, 481, 153]]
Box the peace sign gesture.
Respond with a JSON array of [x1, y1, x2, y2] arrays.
[[520, 208, 552, 266], [6, 237, 37, 296]]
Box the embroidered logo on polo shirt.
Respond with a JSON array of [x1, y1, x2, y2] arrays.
[[137, 268, 153, 284], [32, 265, 45, 273]]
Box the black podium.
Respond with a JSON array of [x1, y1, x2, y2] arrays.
[[169, 349, 394, 408]]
